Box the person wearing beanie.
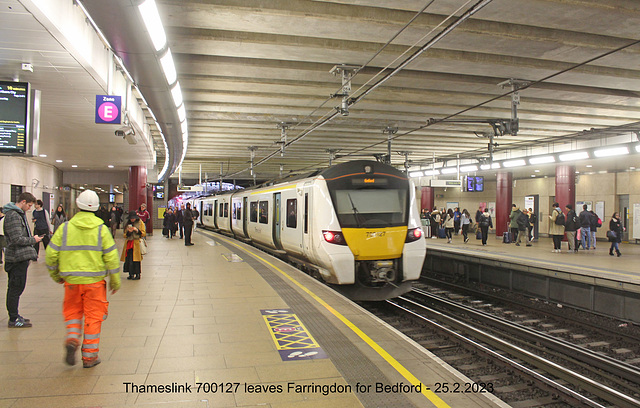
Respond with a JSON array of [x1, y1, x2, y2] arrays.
[[45, 189, 120, 368]]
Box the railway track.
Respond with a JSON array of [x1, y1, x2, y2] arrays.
[[366, 288, 640, 407]]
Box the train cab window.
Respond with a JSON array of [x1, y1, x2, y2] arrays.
[[259, 201, 268, 224], [224, 203, 229, 217], [219, 203, 224, 217], [286, 199, 297, 228], [250, 202, 258, 222], [236, 203, 242, 220]]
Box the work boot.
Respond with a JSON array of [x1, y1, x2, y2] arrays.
[[65, 340, 79, 366], [83, 357, 101, 368]]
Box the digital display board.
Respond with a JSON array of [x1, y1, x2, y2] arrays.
[[154, 185, 165, 199], [0, 81, 29, 154], [466, 176, 484, 192]]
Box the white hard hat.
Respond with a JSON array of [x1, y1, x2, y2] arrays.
[[76, 190, 100, 212]]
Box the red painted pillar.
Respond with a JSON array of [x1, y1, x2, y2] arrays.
[[128, 166, 147, 213], [420, 187, 435, 211], [496, 172, 512, 237], [555, 165, 575, 211]]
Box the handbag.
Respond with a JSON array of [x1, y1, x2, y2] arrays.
[[139, 238, 148, 255], [606, 230, 617, 240]]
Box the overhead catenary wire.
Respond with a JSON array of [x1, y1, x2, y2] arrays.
[[227, 0, 493, 178]]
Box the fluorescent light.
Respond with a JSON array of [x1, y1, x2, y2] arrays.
[[423, 170, 440, 176], [480, 164, 491, 170], [460, 165, 478, 172], [528, 155, 555, 165], [72, 165, 78, 168], [531, 175, 536, 177], [138, 0, 167, 52], [56, 159, 63, 163], [171, 82, 183, 107], [559, 151, 589, 161], [586, 165, 593, 168], [177, 104, 186, 122], [160, 49, 177, 85], [440, 167, 457, 174], [534, 169, 540, 173], [108, 165, 114, 168], [409, 171, 424, 178], [39, 154, 47, 158], [503, 159, 526, 168], [491, 162, 501, 169], [593, 146, 629, 158]]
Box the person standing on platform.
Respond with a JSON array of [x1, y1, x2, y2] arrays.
[[109, 205, 119, 237], [430, 209, 440, 239], [527, 208, 537, 242], [608, 212, 623, 257], [478, 208, 492, 246], [509, 204, 521, 243], [461, 209, 471, 243], [183, 203, 195, 246], [515, 209, 531, 246], [564, 204, 578, 253], [52, 204, 67, 233], [0, 209, 5, 265], [453, 207, 461, 236], [122, 212, 145, 280], [3, 192, 42, 328], [578, 204, 593, 251], [45, 190, 120, 368], [475, 206, 483, 223], [443, 208, 454, 243], [175, 205, 184, 239], [32, 200, 52, 258], [549, 202, 565, 253], [163, 208, 176, 239], [589, 209, 600, 250], [136, 203, 150, 234], [192, 206, 200, 232]]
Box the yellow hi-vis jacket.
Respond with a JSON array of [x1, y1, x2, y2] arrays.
[[46, 211, 121, 291]]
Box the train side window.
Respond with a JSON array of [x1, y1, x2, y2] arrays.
[[286, 199, 297, 228], [232, 203, 236, 219], [304, 193, 308, 234], [259, 201, 268, 224], [236, 203, 242, 220], [250, 202, 258, 222], [224, 203, 229, 217], [206, 203, 212, 216], [219, 203, 224, 217]]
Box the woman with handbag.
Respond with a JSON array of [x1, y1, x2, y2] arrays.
[[122, 212, 146, 280], [608, 212, 623, 257]]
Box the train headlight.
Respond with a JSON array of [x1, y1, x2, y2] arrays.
[[323, 230, 348, 245], [406, 227, 423, 242]]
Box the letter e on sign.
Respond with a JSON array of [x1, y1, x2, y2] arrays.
[[95, 95, 122, 124]]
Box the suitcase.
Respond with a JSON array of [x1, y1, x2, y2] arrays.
[[424, 224, 432, 238], [438, 228, 446, 239], [502, 232, 512, 243], [476, 230, 482, 240]]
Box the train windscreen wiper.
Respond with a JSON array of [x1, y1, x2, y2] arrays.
[[347, 193, 362, 228]]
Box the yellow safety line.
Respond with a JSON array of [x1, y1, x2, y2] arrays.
[[218, 236, 451, 408]]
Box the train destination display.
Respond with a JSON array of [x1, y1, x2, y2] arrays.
[[0, 81, 29, 154]]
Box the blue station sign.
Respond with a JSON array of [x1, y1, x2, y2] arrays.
[[95, 95, 122, 124]]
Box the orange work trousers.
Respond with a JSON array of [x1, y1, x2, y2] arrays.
[[63, 281, 109, 363]]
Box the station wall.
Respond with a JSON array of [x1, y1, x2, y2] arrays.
[[0, 157, 62, 212], [423, 171, 640, 241]]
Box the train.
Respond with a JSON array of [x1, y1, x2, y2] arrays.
[[188, 160, 426, 301]]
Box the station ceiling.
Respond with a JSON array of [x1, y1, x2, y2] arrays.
[[3, 0, 640, 183]]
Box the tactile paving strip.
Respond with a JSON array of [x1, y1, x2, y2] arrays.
[[206, 234, 415, 408]]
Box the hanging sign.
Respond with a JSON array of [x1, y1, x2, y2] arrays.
[[95, 95, 121, 124]]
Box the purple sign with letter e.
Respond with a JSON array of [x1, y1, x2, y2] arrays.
[[95, 95, 122, 124]]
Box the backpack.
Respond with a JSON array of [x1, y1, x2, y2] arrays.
[[479, 216, 489, 228], [516, 212, 528, 229], [597, 217, 602, 227], [554, 210, 565, 226]]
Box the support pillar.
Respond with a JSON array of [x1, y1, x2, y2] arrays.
[[555, 165, 576, 211], [128, 166, 147, 213], [420, 187, 435, 212], [496, 172, 513, 237]]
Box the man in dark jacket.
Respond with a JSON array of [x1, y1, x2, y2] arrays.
[[175, 206, 184, 239], [515, 209, 531, 246], [32, 199, 51, 257], [578, 204, 593, 250], [183, 203, 195, 246], [564, 204, 578, 252], [3, 192, 43, 328], [589, 210, 600, 250]]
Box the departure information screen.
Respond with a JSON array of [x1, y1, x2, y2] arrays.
[[0, 81, 29, 154]]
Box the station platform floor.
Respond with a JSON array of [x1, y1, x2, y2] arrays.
[[0, 228, 508, 408], [424, 233, 640, 287]]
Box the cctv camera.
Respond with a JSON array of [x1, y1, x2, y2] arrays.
[[115, 126, 134, 137]]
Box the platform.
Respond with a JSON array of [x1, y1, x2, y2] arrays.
[[424, 234, 640, 322], [0, 228, 507, 408]]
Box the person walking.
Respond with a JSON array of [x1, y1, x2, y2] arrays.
[[509, 204, 521, 243], [45, 190, 120, 368], [183, 203, 195, 246], [461, 209, 471, 243], [527, 208, 537, 242], [453, 207, 461, 235], [608, 212, 623, 257], [444, 208, 454, 243], [109, 205, 119, 238], [549, 202, 565, 253], [564, 204, 578, 253], [32, 200, 52, 258], [175, 206, 184, 239], [589, 209, 600, 250], [479, 208, 493, 246], [52, 204, 67, 233], [122, 212, 146, 280], [3, 192, 43, 328], [578, 204, 592, 251]]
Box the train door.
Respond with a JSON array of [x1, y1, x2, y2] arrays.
[[243, 197, 249, 237], [213, 199, 218, 229], [525, 195, 539, 240], [273, 193, 283, 249], [619, 194, 629, 241], [198, 201, 203, 225]]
